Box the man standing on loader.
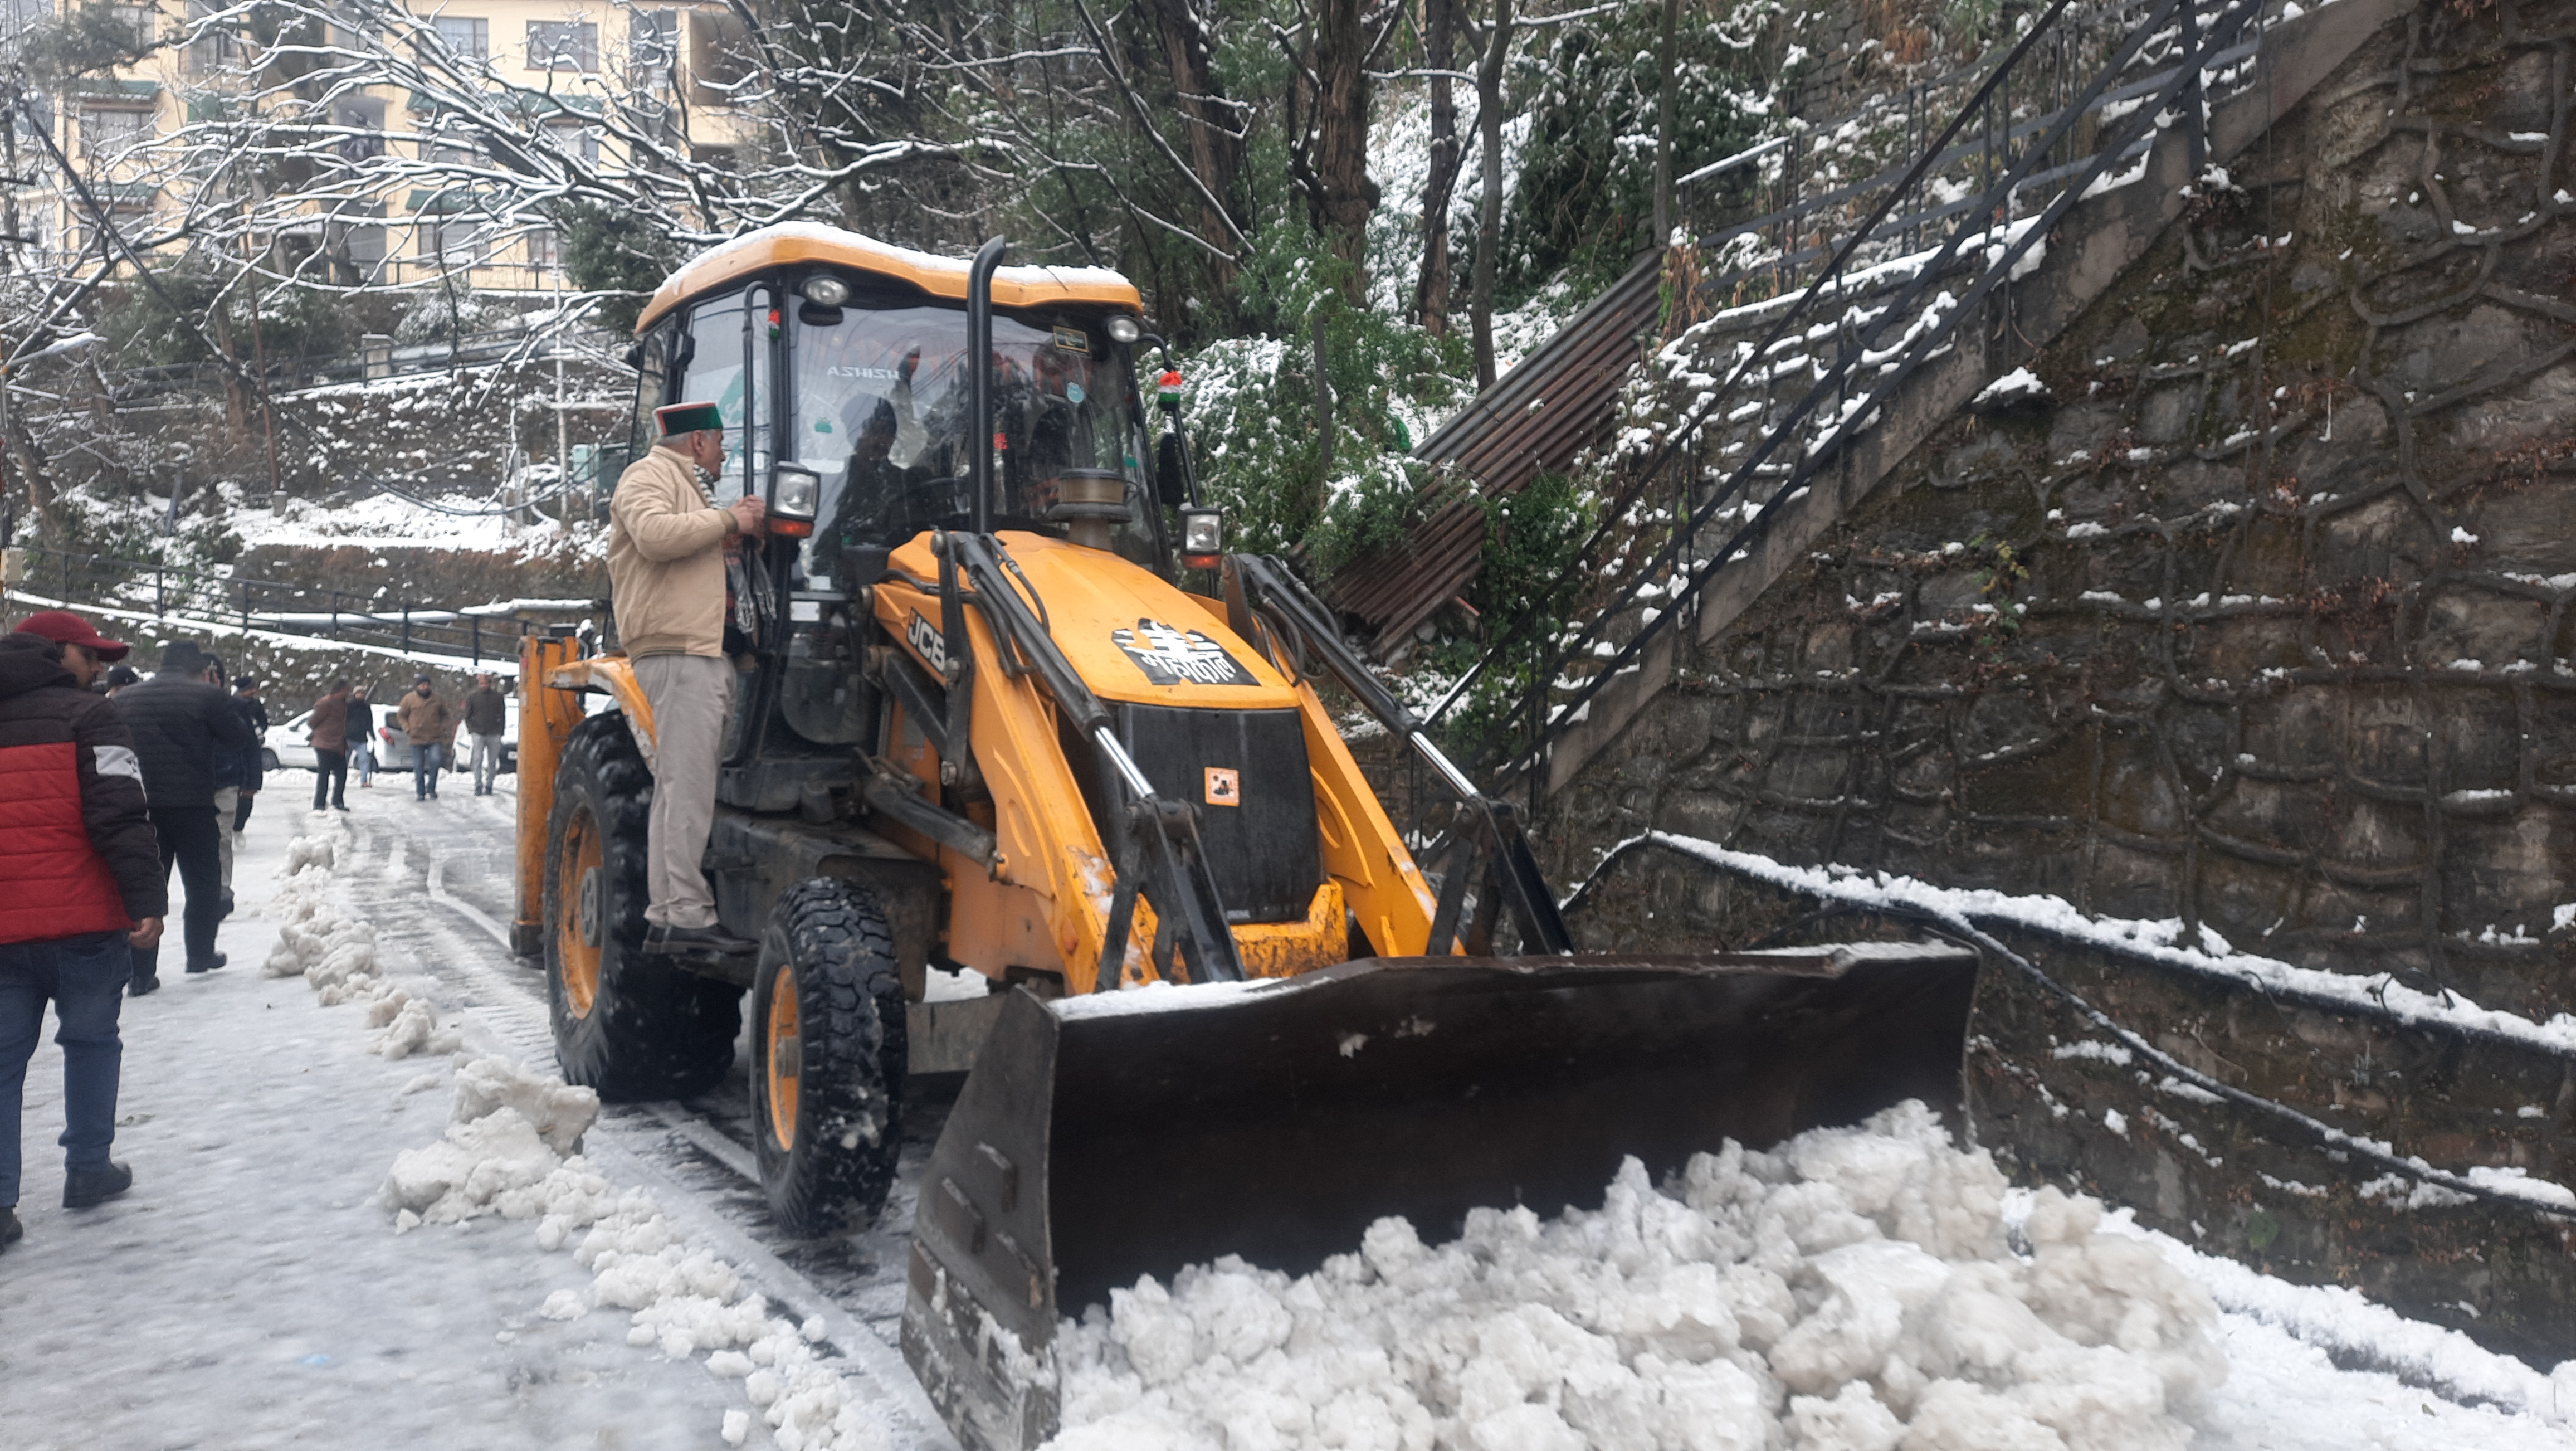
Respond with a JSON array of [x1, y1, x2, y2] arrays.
[[607, 401, 765, 956]]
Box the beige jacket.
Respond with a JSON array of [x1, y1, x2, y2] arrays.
[[394, 689, 458, 747], [608, 444, 735, 658]]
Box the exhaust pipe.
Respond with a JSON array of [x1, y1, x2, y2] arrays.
[[967, 236, 1007, 535]]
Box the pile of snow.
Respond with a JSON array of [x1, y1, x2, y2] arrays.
[[1047, 1102, 2223, 1451], [272, 812, 886, 1448], [265, 827, 458, 1058], [380, 1050, 887, 1449], [381, 1055, 601, 1227]]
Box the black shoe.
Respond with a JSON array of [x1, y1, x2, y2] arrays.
[[218, 891, 235, 919], [333, 804, 349, 812], [644, 923, 757, 957], [184, 953, 228, 974], [1, 1206, 21, 1252], [128, 974, 159, 997], [62, 1161, 132, 1209]]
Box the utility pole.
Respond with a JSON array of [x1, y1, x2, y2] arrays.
[[0, 87, 19, 548], [1470, 0, 1514, 392], [552, 254, 573, 525], [243, 225, 284, 504], [1653, 0, 1679, 249]]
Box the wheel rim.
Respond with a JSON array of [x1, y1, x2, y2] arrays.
[[557, 805, 603, 1017], [766, 970, 802, 1151]]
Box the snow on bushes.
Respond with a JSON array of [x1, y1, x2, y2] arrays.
[[1045, 1102, 2223, 1451]]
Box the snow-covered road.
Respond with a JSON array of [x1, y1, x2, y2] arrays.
[[6, 773, 2570, 1449], [4, 778, 954, 1451]]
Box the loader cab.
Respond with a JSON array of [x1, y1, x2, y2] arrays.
[[628, 248, 1173, 591], [624, 229, 1173, 792]]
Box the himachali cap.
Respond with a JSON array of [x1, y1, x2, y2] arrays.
[[12, 608, 131, 661], [656, 401, 725, 436]]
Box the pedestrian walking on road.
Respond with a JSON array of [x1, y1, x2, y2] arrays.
[[609, 401, 764, 955], [396, 674, 458, 801], [228, 677, 268, 832], [462, 673, 508, 795], [108, 640, 255, 989], [202, 656, 257, 916], [1, 615, 167, 1247], [346, 685, 375, 787], [309, 679, 352, 811]]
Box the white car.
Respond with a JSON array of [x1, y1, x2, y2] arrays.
[[262, 697, 521, 776]]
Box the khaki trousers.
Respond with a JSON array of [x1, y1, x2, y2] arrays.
[[211, 786, 238, 892], [633, 653, 735, 929]]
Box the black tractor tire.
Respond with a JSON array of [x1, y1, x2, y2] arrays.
[[750, 877, 908, 1235], [543, 712, 741, 1101]]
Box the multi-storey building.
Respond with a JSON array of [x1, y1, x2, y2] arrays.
[[30, 0, 755, 296]]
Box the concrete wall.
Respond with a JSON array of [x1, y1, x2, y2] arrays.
[[1552, 0, 2576, 1360]]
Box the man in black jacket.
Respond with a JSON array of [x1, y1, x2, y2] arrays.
[[1, 614, 166, 1244], [109, 641, 255, 990], [228, 676, 267, 832], [345, 685, 375, 788]]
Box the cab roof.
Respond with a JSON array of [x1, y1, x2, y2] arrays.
[[635, 222, 1145, 334]]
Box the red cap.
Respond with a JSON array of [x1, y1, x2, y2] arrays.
[[12, 609, 130, 661]]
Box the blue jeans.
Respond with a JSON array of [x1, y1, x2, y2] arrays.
[[413, 742, 445, 798], [0, 931, 130, 1208]]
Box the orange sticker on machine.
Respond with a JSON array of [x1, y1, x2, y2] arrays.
[[1204, 767, 1241, 807]]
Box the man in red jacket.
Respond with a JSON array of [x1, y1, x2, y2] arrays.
[[0, 611, 167, 1252]]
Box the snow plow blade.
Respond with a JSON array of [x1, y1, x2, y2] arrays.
[[899, 941, 1980, 1450]]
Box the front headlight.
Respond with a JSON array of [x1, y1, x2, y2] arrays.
[[1179, 506, 1222, 568], [1105, 314, 1141, 344], [770, 462, 821, 538]]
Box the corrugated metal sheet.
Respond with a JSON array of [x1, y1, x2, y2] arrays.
[[1328, 249, 1668, 650]]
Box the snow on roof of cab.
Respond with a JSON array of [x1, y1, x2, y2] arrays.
[[637, 221, 1141, 334]]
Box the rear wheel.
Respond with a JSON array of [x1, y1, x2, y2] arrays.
[[751, 877, 907, 1235], [543, 713, 740, 1101]]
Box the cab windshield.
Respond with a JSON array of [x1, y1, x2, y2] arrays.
[[787, 301, 1157, 564]]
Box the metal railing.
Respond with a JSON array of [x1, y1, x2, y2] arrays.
[[1, 543, 583, 665], [1430, 0, 2286, 788]]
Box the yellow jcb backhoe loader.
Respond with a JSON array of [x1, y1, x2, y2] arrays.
[[512, 225, 1980, 1451]]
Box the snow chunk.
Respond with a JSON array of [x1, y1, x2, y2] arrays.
[[1975, 368, 2050, 406], [1043, 1104, 2220, 1449], [452, 1055, 599, 1156]]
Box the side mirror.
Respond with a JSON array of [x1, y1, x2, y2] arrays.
[[1155, 432, 1189, 507]]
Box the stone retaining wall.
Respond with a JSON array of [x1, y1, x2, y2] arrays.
[[1553, 0, 2576, 1359]]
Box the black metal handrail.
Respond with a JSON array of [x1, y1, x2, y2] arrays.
[[1432, 0, 2280, 790]]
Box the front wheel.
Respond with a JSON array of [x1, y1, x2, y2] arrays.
[[543, 713, 741, 1101], [751, 877, 908, 1235]]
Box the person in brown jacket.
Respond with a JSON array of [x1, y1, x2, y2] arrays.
[[607, 400, 764, 955], [307, 680, 350, 812], [393, 674, 459, 802]]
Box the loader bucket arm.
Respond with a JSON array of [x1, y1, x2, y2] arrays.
[[511, 629, 592, 957], [1222, 552, 1571, 955], [901, 942, 1980, 1451]]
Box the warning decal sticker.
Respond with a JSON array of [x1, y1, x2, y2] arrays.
[[1204, 767, 1240, 806], [1111, 619, 1257, 687]]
